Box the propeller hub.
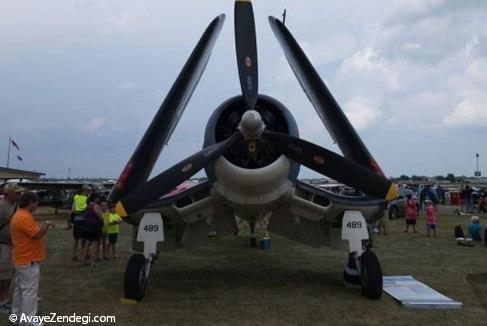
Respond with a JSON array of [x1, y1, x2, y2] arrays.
[[238, 110, 265, 139]]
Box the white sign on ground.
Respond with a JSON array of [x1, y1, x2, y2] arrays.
[[383, 276, 462, 309]]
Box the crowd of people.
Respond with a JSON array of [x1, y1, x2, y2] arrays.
[[375, 196, 439, 238], [458, 184, 487, 214], [0, 182, 122, 325], [374, 182, 487, 244], [67, 185, 122, 267]]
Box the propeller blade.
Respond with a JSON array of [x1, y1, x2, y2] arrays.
[[263, 131, 397, 201], [235, 0, 258, 109], [115, 132, 241, 217], [108, 14, 225, 204], [268, 16, 384, 176]]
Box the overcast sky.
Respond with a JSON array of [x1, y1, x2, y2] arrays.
[[1, 0, 486, 179]]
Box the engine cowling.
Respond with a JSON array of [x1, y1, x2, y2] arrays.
[[204, 94, 300, 205]]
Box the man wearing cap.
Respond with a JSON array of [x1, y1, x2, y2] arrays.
[[0, 183, 23, 313], [10, 191, 54, 324]]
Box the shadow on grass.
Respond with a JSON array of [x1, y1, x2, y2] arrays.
[[148, 267, 347, 292]]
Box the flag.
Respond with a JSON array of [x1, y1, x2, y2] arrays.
[[17, 155, 22, 161], [11, 139, 20, 150]]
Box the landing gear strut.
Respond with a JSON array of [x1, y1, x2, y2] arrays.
[[249, 221, 256, 247], [123, 213, 164, 301]]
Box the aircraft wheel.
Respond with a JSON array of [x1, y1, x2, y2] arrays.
[[360, 251, 383, 299], [124, 254, 147, 301]]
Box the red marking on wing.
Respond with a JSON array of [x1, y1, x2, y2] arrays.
[[313, 155, 325, 165], [163, 181, 199, 198], [181, 163, 193, 173], [115, 162, 135, 190], [368, 159, 385, 177]]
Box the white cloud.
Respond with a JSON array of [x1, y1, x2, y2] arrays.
[[338, 48, 400, 91], [109, 5, 148, 26], [81, 117, 107, 132], [334, 1, 487, 131], [343, 97, 381, 130], [442, 99, 487, 127], [118, 81, 135, 90], [274, 35, 356, 84]]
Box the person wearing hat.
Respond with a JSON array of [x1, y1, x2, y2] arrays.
[[10, 191, 54, 324], [0, 182, 24, 313], [467, 216, 483, 241], [404, 193, 418, 233]]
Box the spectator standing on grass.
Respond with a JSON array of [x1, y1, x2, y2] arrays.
[[10, 192, 54, 324], [467, 216, 483, 241], [106, 205, 122, 259], [463, 184, 473, 213], [459, 185, 465, 212], [478, 194, 487, 214], [81, 196, 103, 266], [100, 201, 110, 260], [405, 194, 418, 233], [425, 200, 437, 238], [376, 213, 387, 235], [436, 185, 446, 205], [0, 183, 23, 313], [70, 185, 91, 261]]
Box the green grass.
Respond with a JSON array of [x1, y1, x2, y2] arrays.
[[9, 208, 487, 325]]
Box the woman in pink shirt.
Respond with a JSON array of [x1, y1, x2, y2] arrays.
[[404, 194, 418, 233], [425, 199, 437, 237]]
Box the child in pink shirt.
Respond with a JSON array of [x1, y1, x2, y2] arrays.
[[405, 194, 418, 233], [425, 200, 436, 237]]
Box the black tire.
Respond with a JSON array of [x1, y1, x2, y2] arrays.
[[360, 251, 383, 299], [124, 254, 147, 301]]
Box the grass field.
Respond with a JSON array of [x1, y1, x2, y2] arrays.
[[5, 207, 486, 325]]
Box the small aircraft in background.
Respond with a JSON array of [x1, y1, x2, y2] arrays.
[[108, 1, 398, 301]]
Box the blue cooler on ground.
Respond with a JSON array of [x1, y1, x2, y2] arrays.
[[260, 233, 271, 250]]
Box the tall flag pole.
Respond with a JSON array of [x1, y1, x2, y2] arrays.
[[6, 137, 11, 168], [6, 138, 22, 168]]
